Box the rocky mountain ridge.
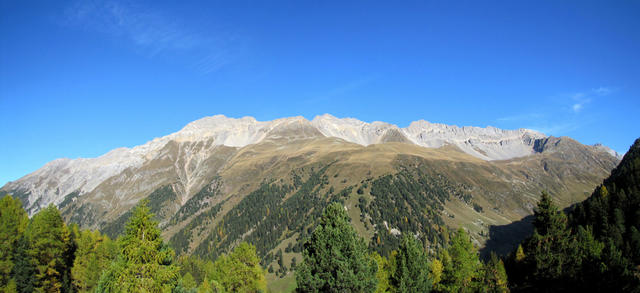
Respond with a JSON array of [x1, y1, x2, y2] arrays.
[[1, 114, 619, 219]]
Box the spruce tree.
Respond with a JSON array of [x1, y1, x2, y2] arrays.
[[296, 202, 377, 292], [523, 191, 571, 289], [12, 235, 36, 293]]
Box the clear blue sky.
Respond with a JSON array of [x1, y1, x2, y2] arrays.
[[1, 0, 639, 186]]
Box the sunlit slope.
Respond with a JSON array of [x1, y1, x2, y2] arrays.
[[0, 121, 617, 277]]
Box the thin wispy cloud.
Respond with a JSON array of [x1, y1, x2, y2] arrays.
[[305, 76, 378, 104], [497, 113, 543, 122], [568, 87, 614, 113], [497, 86, 617, 136], [526, 122, 581, 136], [593, 86, 614, 96], [572, 103, 584, 112], [63, 1, 240, 74], [571, 94, 591, 113]]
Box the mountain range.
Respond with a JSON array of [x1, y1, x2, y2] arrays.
[[0, 114, 621, 274]]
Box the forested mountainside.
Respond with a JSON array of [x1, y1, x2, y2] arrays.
[[505, 138, 640, 292]]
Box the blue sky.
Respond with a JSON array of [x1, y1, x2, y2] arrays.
[[1, 0, 639, 186]]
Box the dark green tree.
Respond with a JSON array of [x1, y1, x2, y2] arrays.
[[522, 192, 571, 290], [296, 202, 377, 292], [12, 235, 36, 293], [390, 234, 431, 292]]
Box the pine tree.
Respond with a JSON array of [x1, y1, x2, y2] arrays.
[[97, 200, 179, 292], [295, 202, 377, 292], [390, 234, 431, 292]]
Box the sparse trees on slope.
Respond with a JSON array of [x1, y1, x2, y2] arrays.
[[296, 202, 377, 292]]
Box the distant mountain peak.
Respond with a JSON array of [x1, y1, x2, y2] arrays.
[[592, 143, 624, 160]]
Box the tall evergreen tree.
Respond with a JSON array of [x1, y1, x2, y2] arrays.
[[0, 195, 28, 290], [522, 192, 571, 290], [439, 228, 482, 293], [296, 202, 377, 292], [390, 234, 431, 292], [12, 233, 36, 293], [97, 200, 179, 292], [24, 204, 73, 293]]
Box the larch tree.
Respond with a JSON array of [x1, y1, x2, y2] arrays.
[[71, 228, 117, 292], [97, 200, 179, 292], [439, 228, 482, 292], [0, 195, 28, 290], [482, 253, 509, 293], [209, 242, 266, 293], [25, 204, 74, 293]]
